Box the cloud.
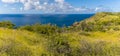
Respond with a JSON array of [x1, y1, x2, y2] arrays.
[[1, 0, 112, 13], [94, 6, 112, 12], [20, 7, 23, 11], [1, 0, 77, 12], [55, 0, 64, 3], [1, 0, 19, 3]]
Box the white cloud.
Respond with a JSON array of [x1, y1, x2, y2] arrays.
[[19, 0, 41, 10], [24, 2, 33, 10], [74, 8, 81, 11], [1, 0, 112, 13], [19, 0, 27, 3], [94, 6, 112, 12], [43, 2, 48, 5], [1, 0, 19, 3], [55, 0, 64, 3], [20, 7, 23, 11]]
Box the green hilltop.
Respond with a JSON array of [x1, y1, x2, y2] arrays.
[[0, 12, 120, 56]]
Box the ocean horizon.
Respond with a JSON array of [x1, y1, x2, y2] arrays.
[[0, 14, 94, 27]]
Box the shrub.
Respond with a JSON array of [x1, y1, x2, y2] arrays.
[[75, 39, 116, 56], [19, 23, 61, 35], [0, 21, 15, 29], [47, 35, 72, 56]]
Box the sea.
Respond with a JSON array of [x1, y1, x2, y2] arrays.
[[0, 14, 94, 27]]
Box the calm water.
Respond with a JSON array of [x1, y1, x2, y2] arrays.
[[0, 14, 94, 27]]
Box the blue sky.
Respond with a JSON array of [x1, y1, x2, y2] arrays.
[[0, 0, 120, 14]]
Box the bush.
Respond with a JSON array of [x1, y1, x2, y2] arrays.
[[19, 23, 61, 35], [48, 35, 72, 56], [0, 21, 15, 29], [75, 39, 116, 56]]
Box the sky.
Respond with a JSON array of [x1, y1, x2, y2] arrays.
[[0, 0, 120, 14]]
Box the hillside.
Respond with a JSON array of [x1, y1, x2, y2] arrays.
[[0, 28, 50, 56], [73, 12, 120, 32], [0, 12, 120, 56]]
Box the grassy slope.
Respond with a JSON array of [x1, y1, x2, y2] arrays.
[[0, 28, 49, 56], [73, 12, 120, 31], [0, 12, 120, 56]]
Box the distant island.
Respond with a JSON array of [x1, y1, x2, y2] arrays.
[[0, 12, 120, 56]]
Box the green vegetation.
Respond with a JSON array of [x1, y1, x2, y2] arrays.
[[0, 21, 15, 29], [72, 12, 120, 32], [0, 12, 120, 56], [19, 23, 61, 35]]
